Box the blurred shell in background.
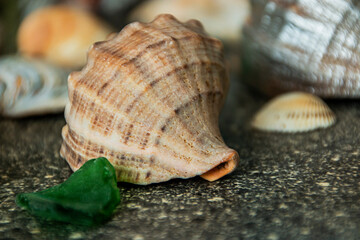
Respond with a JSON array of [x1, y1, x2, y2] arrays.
[[251, 92, 336, 132], [0, 56, 69, 117], [60, 14, 239, 184], [130, 0, 250, 42], [242, 0, 360, 98], [17, 5, 114, 68]]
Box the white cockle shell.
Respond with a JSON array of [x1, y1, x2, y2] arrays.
[[60, 14, 239, 184], [251, 92, 336, 132]]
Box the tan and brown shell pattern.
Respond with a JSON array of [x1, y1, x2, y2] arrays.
[[251, 92, 336, 132], [60, 14, 239, 184]]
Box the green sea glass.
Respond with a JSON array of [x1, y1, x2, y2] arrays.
[[16, 157, 120, 226]]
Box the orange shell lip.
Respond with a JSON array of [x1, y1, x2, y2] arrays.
[[200, 151, 239, 182]]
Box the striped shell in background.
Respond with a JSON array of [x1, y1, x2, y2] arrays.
[[60, 14, 239, 184], [251, 92, 336, 132], [0, 56, 69, 117], [242, 0, 360, 97]]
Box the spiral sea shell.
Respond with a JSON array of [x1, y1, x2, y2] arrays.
[[0, 56, 69, 117], [60, 14, 239, 184], [17, 5, 113, 69], [251, 92, 336, 132], [242, 0, 360, 98]]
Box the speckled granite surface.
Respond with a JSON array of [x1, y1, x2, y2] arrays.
[[1, 77, 360, 240]]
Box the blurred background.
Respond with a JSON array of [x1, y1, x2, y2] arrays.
[[0, 0, 250, 117], [0, 0, 250, 55]]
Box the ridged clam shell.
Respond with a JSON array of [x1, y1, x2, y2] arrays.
[[17, 5, 113, 68], [0, 56, 69, 117], [60, 14, 239, 184], [242, 0, 360, 97], [251, 92, 336, 132], [130, 0, 250, 42]]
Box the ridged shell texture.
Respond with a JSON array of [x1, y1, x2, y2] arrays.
[[251, 92, 336, 132], [242, 0, 360, 97], [60, 14, 239, 184]]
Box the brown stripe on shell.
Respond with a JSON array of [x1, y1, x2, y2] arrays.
[[65, 120, 212, 179], [125, 61, 223, 114], [71, 43, 217, 147], [96, 71, 120, 97], [156, 91, 224, 156], [70, 23, 225, 140], [151, 32, 224, 153], [61, 14, 238, 184], [165, 24, 227, 137], [63, 125, 177, 176], [116, 38, 221, 148], [139, 132, 151, 150], [124, 124, 134, 144], [170, 32, 217, 140]]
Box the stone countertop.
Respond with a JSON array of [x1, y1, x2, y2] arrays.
[[1, 77, 360, 240]]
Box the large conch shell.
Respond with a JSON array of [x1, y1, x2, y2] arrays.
[[60, 14, 239, 184], [0, 56, 69, 117], [242, 0, 360, 98], [130, 0, 250, 42], [17, 5, 113, 69]]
